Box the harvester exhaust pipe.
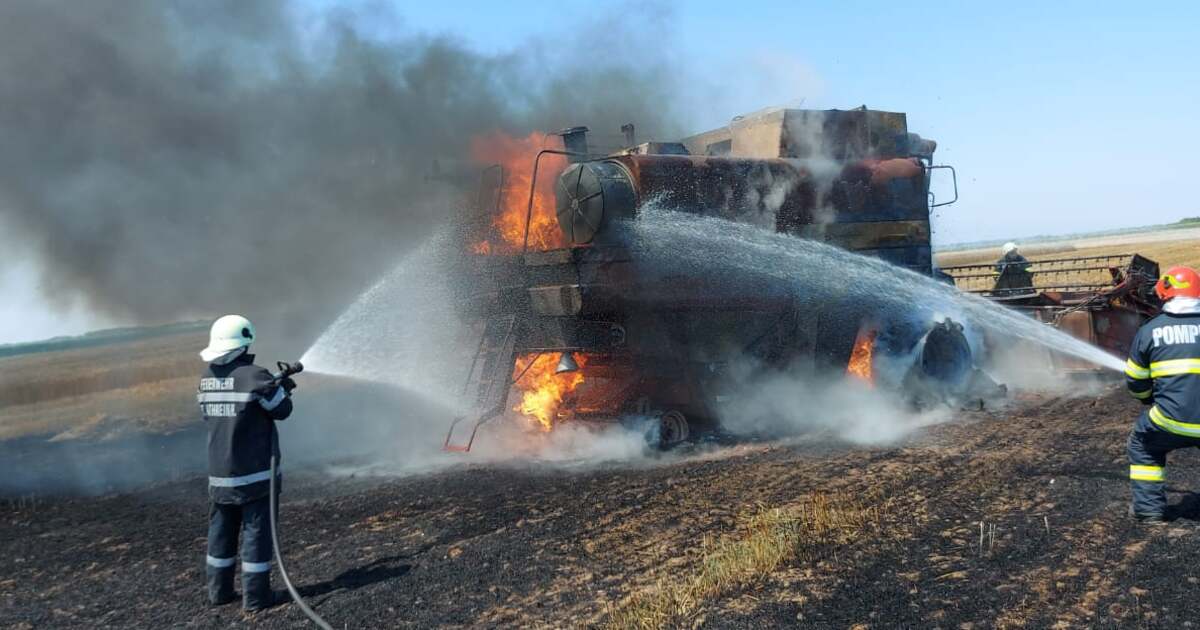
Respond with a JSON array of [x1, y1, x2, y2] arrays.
[[621, 123, 636, 147], [558, 126, 589, 163]]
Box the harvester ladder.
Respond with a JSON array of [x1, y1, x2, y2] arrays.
[[443, 314, 519, 452]]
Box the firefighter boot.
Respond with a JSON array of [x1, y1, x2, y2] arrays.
[[206, 565, 236, 605], [242, 569, 274, 611], [1128, 505, 1167, 525]]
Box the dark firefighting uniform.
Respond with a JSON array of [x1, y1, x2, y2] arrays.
[[1125, 311, 1200, 517], [198, 353, 292, 608], [993, 251, 1034, 294]]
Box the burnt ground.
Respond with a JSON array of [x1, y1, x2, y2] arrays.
[[2, 386, 1200, 629]]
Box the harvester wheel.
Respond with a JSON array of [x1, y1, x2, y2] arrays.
[[657, 410, 690, 449], [918, 318, 972, 385]]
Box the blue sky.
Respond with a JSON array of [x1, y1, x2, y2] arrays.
[[2, 1, 1197, 343], [392, 0, 1198, 244]]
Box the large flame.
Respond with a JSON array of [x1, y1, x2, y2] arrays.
[[846, 328, 876, 385], [511, 353, 587, 431], [470, 131, 568, 252]]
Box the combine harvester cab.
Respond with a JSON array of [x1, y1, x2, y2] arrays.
[[940, 254, 1161, 373], [445, 107, 1067, 451]]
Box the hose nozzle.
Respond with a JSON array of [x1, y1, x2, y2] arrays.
[[273, 361, 304, 380]]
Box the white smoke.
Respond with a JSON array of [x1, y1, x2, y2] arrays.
[[981, 336, 1108, 397], [714, 358, 950, 446]]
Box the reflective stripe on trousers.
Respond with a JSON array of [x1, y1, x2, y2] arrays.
[[1129, 464, 1165, 482], [206, 554, 236, 568]]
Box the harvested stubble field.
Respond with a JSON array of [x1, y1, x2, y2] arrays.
[[2, 374, 1199, 628], [936, 235, 1200, 271], [5, 232, 1200, 628]]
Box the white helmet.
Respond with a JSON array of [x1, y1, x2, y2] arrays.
[[1002, 241, 1018, 254], [200, 315, 255, 362]]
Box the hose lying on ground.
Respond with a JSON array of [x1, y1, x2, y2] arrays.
[[270, 455, 334, 630]]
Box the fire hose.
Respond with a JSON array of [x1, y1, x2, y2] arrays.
[[267, 360, 334, 630], [270, 455, 333, 630]]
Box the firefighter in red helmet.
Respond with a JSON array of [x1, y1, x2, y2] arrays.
[[1125, 265, 1200, 523]]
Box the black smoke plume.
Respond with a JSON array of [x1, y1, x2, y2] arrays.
[[0, 0, 684, 346]]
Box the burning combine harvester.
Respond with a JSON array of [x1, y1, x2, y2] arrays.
[[444, 107, 1160, 451]]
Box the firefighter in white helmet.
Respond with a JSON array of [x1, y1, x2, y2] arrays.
[[197, 315, 295, 610], [993, 241, 1034, 295]]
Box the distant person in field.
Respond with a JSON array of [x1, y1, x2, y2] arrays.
[[993, 241, 1034, 295], [197, 315, 295, 610], [1125, 266, 1200, 523]]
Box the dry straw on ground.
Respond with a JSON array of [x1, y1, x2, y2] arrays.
[[605, 492, 883, 630]]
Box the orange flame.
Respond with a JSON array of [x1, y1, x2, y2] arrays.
[[470, 131, 568, 253], [511, 353, 587, 431], [846, 328, 876, 385]]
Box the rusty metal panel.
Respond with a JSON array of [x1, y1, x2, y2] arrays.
[[616, 154, 816, 231], [782, 109, 909, 160], [784, 109, 864, 159], [853, 246, 933, 273], [1048, 310, 1106, 371], [528, 284, 583, 316], [1091, 307, 1145, 357], [1056, 310, 1097, 344], [796, 220, 930, 250], [524, 249, 576, 266], [518, 318, 626, 352], [864, 111, 909, 158]]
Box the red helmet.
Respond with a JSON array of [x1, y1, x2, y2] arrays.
[[1156, 265, 1200, 301]]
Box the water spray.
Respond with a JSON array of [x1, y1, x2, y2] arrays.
[[299, 233, 466, 405], [629, 209, 1126, 373]]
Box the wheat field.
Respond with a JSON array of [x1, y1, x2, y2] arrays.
[[936, 237, 1200, 271]]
